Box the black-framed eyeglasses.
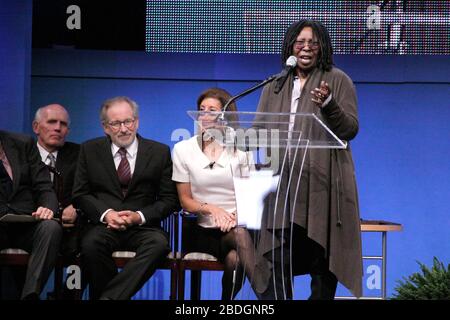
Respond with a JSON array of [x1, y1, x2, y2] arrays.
[[294, 40, 319, 50], [107, 118, 136, 130]]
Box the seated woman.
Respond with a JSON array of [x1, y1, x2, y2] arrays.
[[172, 87, 257, 300]]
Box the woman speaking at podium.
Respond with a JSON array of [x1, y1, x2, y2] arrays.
[[254, 19, 362, 300]]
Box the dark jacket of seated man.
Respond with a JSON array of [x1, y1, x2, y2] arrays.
[[51, 141, 80, 212], [0, 130, 62, 300], [0, 131, 58, 216], [72, 135, 180, 300], [72, 135, 179, 226]]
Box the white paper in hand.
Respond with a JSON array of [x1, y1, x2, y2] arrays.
[[233, 170, 279, 230]]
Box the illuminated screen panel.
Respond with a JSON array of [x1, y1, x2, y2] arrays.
[[145, 0, 449, 55]]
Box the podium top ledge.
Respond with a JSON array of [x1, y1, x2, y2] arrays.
[[360, 219, 403, 232]]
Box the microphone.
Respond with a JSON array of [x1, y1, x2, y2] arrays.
[[274, 55, 297, 93], [221, 56, 298, 116], [274, 55, 298, 80]]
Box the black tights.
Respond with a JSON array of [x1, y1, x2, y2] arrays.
[[220, 227, 256, 300]]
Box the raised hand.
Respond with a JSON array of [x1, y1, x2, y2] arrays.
[[311, 81, 330, 107]]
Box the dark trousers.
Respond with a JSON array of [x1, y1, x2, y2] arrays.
[[257, 225, 337, 300], [50, 225, 83, 300], [0, 220, 63, 299], [81, 224, 170, 300]]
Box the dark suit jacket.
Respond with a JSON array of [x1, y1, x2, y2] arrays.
[[72, 135, 180, 226], [0, 130, 58, 216], [54, 141, 80, 209]]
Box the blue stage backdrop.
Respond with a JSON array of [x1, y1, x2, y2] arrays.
[[1, 1, 449, 300], [0, 1, 32, 132]]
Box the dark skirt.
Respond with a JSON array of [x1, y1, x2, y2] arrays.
[[182, 216, 228, 262]]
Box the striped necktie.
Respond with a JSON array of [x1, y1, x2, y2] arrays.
[[117, 148, 131, 195], [0, 146, 13, 198], [47, 153, 56, 181], [0, 144, 13, 180]]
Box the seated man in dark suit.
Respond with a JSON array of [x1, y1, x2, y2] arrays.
[[32, 103, 81, 299], [72, 96, 179, 300], [32, 103, 80, 258], [0, 130, 62, 300]]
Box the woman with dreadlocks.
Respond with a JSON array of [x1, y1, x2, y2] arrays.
[[253, 19, 362, 300]]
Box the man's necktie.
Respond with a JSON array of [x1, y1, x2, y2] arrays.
[[47, 153, 56, 182], [0, 161, 13, 198], [0, 145, 13, 199], [0, 145, 12, 212], [0, 145, 12, 180], [117, 148, 131, 195]]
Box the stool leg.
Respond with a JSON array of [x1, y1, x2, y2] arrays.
[[382, 232, 387, 299], [190, 270, 202, 300], [178, 263, 185, 300], [170, 263, 177, 300], [53, 257, 63, 299]]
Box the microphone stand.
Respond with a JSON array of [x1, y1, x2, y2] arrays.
[[219, 75, 277, 121], [217, 75, 279, 153]]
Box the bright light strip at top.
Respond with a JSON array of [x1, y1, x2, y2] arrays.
[[146, 0, 449, 55]]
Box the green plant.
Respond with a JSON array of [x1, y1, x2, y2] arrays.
[[392, 257, 450, 300]]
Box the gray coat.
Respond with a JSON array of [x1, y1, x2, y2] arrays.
[[253, 67, 363, 297]]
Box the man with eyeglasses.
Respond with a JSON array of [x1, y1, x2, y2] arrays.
[[72, 96, 179, 300], [254, 20, 362, 300]]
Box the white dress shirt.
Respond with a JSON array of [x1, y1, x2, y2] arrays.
[[37, 142, 58, 165]]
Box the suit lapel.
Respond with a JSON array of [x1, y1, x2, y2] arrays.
[[55, 143, 79, 172], [128, 137, 153, 192], [55, 144, 65, 172], [97, 138, 123, 196]]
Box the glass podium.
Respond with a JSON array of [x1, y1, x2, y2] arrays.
[[185, 110, 348, 299]]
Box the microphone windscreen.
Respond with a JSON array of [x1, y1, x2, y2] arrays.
[[286, 55, 297, 68]]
